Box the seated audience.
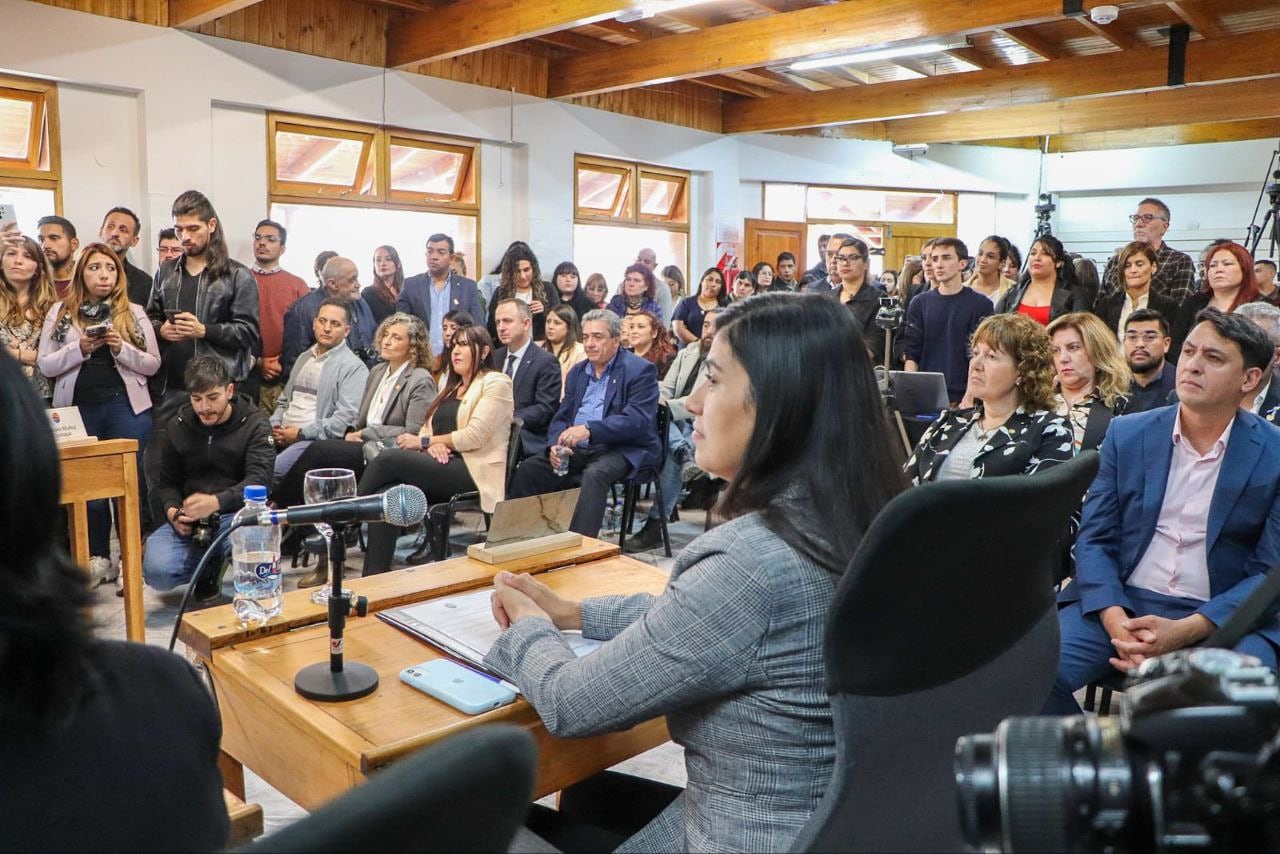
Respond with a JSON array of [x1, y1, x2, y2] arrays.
[[906, 313, 1074, 483], [38, 243, 160, 587], [661, 265, 686, 304], [144, 356, 273, 597], [486, 243, 559, 343], [494, 299, 562, 459], [773, 251, 800, 291], [281, 255, 378, 375], [1122, 308, 1177, 414], [996, 235, 1085, 325], [1257, 259, 1278, 305], [97, 206, 152, 307], [397, 233, 483, 360], [270, 300, 369, 482], [583, 272, 609, 309], [607, 264, 663, 319], [1235, 302, 1280, 420], [1095, 241, 1179, 340], [751, 261, 775, 293], [507, 309, 660, 537], [965, 235, 1015, 306], [1048, 309, 1280, 714], [0, 351, 228, 851], [363, 244, 405, 325], [1171, 241, 1261, 360], [626, 308, 720, 554], [672, 267, 727, 345], [543, 304, 587, 394], [903, 238, 993, 403], [552, 261, 598, 319], [250, 219, 309, 413], [1047, 312, 1132, 452], [627, 309, 676, 380], [831, 237, 884, 363], [0, 233, 57, 403], [359, 326, 512, 573], [1096, 197, 1196, 304], [485, 294, 906, 853], [730, 269, 757, 302]]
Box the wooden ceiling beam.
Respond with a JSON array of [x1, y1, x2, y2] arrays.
[[536, 31, 612, 53], [1167, 1, 1226, 38], [694, 75, 776, 98], [998, 25, 1065, 59], [945, 47, 999, 69], [1046, 118, 1280, 152], [547, 0, 1158, 97], [1075, 16, 1140, 49], [169, 0, 263, 29], [723, 27, 1280, 134], [743, 68, 828, 91], [387, 0, 634, 67], [883, 77, 1280, 143]]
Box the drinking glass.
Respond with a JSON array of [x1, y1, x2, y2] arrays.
[[303, 468, 357, 605]]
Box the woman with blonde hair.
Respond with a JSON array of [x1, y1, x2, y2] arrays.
[[906, 313, 1074, 483], [1047, 312, 1132, 452], [0, 234, 58, 402], [38, 243, 159, 585]]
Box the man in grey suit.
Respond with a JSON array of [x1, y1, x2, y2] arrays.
[[396, 232, 483, 359], [492, 299, 561, 459]]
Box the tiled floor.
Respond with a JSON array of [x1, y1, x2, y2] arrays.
[[90, 499, 706, 836]]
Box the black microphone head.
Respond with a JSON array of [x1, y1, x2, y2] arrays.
[[382, 484, 427, 527]]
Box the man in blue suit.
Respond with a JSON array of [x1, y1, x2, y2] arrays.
[[507, 308, 660, 537], [396, 233, 483, 358], [1047, 308, 1280, 714]]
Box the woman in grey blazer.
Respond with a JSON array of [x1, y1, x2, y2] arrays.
[[487, 295, 908, 853], [272, 313, 435, 513]]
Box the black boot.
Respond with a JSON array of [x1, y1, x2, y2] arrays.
[[623, 518, 663, 554], [192, 554, 231, 605]]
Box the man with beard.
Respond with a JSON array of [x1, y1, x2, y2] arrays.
[[1122, 308, 1175, 414], [98, 207, 153, 306], [37, 215, 78, 298], [249, 219, 308, 413]]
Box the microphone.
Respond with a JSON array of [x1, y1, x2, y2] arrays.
[[257, 484, 427, 528]]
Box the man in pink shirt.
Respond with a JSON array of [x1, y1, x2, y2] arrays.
[[1047, 308, 1280, 714]]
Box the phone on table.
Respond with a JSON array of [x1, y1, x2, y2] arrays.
[[400, 659, 516, 715], [84, 323, 111, 339]]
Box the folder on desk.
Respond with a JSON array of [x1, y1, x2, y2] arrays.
[[379, 587, 601, 677]]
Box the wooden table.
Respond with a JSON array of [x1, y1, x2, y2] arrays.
[[180, 539, 672, 811], [60, 438, 145, 642]]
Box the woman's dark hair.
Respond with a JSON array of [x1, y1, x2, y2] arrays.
[[1022, 235, 1080, 294], [715, 294, 907, 573], [1006, 242, 1023, 274], [371, 245, 405, 302], [980, 235, 1011, 264], [629, 310, 675, 370], [697, 266, 729, 306], [661, 265, 685, 296], [490, 241, 529, 276], [551, 261, 581, 295], [623, 263, 658, 301], [0, 350, 94, 728], [497, 244, 549, 305], [421, 325, 497, 427], [170, 189, 231, 280], [543, 303, 582, 358], [1199, 241, 1261, 309], [442, 309, 475, 331]]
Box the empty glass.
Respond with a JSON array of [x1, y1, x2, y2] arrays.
[[303, 468, 357, 605]]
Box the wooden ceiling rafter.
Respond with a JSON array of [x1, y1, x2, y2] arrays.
[[1167, 1, 1227, 37], [997, 24, 1068, 59], [1075, 16, 1141, 48], [169, 0, 263, 28]]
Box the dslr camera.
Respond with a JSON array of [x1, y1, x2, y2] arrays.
[[191, 513, 221, 550], [874, 295, 904, 332], [956, 648, 1280, 852]]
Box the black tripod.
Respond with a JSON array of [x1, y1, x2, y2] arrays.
[[875, 301, 913, 457], [1246, 167, 1280, 261]]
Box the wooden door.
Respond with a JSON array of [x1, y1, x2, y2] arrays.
[[744, 218, 806, 272], [882, 223, 955, 278]]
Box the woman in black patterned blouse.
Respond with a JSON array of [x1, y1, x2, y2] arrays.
[[906, 312, 1074, 484]]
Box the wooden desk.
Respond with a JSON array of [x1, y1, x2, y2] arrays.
[[181, 539, 672, 811], [60, 439, 145, 642]]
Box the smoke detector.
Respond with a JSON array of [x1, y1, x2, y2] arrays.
[[1090, 5, 1120, 25]]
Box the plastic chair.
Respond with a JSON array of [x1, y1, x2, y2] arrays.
[[617, 403, 672, 557]]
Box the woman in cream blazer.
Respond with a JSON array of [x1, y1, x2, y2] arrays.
[[358, 325, 513, 574]]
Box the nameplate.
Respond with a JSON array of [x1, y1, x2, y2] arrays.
[[467, 532, 584, 565], [47, 406, 96, 446]]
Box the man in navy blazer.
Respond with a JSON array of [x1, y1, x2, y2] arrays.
[[492, 298, 561, 459], [507, 308, 660, 536], [1048, 309, 1280, 714], [396, 233, 483, 359]]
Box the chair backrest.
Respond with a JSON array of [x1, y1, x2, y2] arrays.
[[242, 724, 536, 854], [504, 416, 525, 493], [790, 452, 1100, 853]]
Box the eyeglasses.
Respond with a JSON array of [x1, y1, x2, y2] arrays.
[[1129, 214, 1168, 225], [1123, 331, 1163, 343], [836, 254, 866, 264], [253, 234, 281, 243]]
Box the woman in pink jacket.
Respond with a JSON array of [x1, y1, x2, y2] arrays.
[[39, 243, 160, 587]]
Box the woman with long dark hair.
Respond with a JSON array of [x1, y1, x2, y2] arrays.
[[626, 309, 676, 379], [672, 266, 727, 345], [486, 244, 559, 342], [38, 243, 160, 586], [362, 244, 404, 324], [542, 303, 586, 394], [0, 350, 228, 850], [550, 260, 597, 319], [484, 294, 906, 853], [996, 235, 1085, 325], [0, 234, 57, 402], [662, 265, 686, 303], [1170, 241, 1261, 360]]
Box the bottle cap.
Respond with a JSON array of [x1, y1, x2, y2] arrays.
[[244, 485, 268, 503]]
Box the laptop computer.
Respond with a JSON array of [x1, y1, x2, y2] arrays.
[[888, 371, 950, 418]]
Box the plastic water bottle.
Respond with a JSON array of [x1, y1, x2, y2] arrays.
[[231, 485, 282, 624]]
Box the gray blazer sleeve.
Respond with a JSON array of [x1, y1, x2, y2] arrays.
[[360, 368, 438, 441], [579, 593, 657, 641], [483, 549, 772, 739]]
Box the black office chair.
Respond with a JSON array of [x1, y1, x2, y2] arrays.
[[790, 452, 1100, 853], [417, 417, 525, 561], [241, 724, 536, 853], [617, 403, 673, 556]]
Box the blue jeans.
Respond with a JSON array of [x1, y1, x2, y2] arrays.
[[1044, 584, 1279, 714], [645, 422, 691, 523], [78, 394, 152, 557], [143, 515, 233, 591]]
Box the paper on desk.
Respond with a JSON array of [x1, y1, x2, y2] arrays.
[[379, 588, 601, 682]]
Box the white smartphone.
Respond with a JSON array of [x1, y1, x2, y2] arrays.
[[400, 659, 517, 715], [0, 203, 17, 228]]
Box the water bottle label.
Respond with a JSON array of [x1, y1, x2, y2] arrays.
[[254, 560, 278, 580]]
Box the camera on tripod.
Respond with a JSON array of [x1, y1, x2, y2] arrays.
[[875, 295, 904, 332], [955, 647, 1280, 852]]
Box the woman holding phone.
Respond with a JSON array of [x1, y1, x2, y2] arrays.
[[38, 243, 159, 587]]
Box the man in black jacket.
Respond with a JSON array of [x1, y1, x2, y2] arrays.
[[492, 298, 561, 459], [143, 356, 274, 600], [98, 206, 153, 307]]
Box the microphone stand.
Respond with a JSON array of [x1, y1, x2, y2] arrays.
[[294, 521, 379, 702]]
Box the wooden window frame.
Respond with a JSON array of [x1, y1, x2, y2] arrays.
[[0, 74, 62, 213], [387, 132, 476, 207], [575, 154, 689, 231], [765, 182, 957, 228]]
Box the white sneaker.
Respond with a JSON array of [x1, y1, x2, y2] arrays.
[[88, 556, 119, 587]]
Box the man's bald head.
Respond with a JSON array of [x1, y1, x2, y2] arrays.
[[322, 256, 360, 301]]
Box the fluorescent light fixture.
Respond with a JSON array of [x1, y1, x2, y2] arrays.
[[789, 41, 965, 72], [618, 0, 718, 23]]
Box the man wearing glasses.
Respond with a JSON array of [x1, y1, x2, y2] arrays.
[[1122, 308, 1175, 413], [1096, 198, 1196, 306]]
